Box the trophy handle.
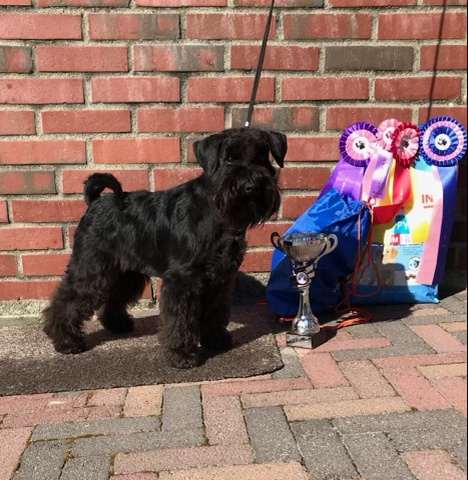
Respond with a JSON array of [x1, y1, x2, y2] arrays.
[[314, 233, 338, 265], [270, 232, 283, 252]]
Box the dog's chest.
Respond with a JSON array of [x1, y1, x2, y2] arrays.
[[209, 234, 247, 274]]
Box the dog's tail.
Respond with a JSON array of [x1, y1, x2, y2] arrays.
[[84, 173, 124, 209]]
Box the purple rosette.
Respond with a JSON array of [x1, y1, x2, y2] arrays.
[[420, 116, 467, 167], [339, 122, 378, 167]]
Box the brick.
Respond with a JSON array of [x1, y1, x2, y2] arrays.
[[420, 44, 467, 70], [378, 12, 467, 40], [375, 76, 462, 101], [91, 77, 180, 103], [21, 253, 70, 276], [12, 199, 86, 223], [114, 444, 254, 475], [0, 78, 84, 105], [0, 110, 35, 135], [325, 46, 413, 71], [292, 420, 358, 480], [237, 0, 322, 4], [60, 456, 111, 480], [284, 13, 371, 39], [187, 76, 275, 102], [326, 106, 412, 130], [330, 0, 416, 4], [231, 106, 319, 131], [158, 462, 308, 480], [374, 351, 467, 369], [424, 0, 466, 3], [0, 171, 55, 195], [244, 407, 301, 462], [0, 427, 32, 480], [42, 109, 131, 134], [37, 46, 128, 72], [138, 107, 224, 133], [231, 45, 318, 71], [93, 138, 180, 165], [124, 385, 163, 418], [37, 0, 128, 5], [201, 377, 312, 397], [0, 280, 58, 300], [63, 169, 149, 193], [440, 321, 467, 332], [240, 249, 273, 272], [0, 226, 63, 250], [32, 416, 160, 441], [162, 386, 203, 432], [382, 366, 451, 410], [403, 450, 466, 480], [282, 77, 369, 101], [285, 396, 410, 421], [137, 0, 225, 4], [410, 324, 466, 353], [12, 440, 68, 480], [340, 360, 396, 398], [0, 46, 32, 73], [112, 474, 159, 480], [241, 386, 358, 409], [0, 140, 85, 165], [282, 194, 318, 219], [434, 377, 467, 416], [0, 254, 17, 276], [301, 352, 348, 388], [343, 431, 415, 480], [278, 167, 335, 189], [0, 13, 82, 39], [187, 13, 275, 39], [89, 13, 179, 40], [0, 0, 30, 4], [153, 168, 201, 189], [88, 388, 127, 408], [135, 44, 223, 72], [203, 395, 248, 445], [247, 222, 293, 247]]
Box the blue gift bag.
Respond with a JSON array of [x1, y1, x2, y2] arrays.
[[266, 188, 372, 318]]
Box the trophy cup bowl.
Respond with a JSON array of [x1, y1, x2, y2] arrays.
[[271, 231, 338, 348]]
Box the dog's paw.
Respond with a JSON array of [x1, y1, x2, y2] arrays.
[[53, 338, 87, 355], [100, 313, 134, 334], [164, 348, 200, 369], [201, 329, 233, 352]]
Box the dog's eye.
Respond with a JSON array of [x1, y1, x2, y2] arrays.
[[226, 157, 234, 164]]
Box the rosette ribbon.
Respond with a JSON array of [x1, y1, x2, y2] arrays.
[[417, 116, 467, 285]]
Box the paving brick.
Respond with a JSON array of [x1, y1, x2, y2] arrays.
[[13, 439, 68, 480], [291, 420, 359, 480], [403, 312, 466, 325], [382, 366, 451, 410], [244, 407, 301, 463], [340, 360, 396, 398], [300, 352, 349, 388], [402, 449, 466, 480], [0, 427, 32, 480], [60, 456, 110, 480], [439, 295, 467, 315], [454, 330, 467, 345], [440, 321, 467, 332], [434, 377, 467, 416], [203, 395, 248, 445], [241, 386, 358, 409], [114, 444, 254, 475], [157, 462, 309, 480], [417, 363, 467, 380], [88, 388, 127, 409], [0, 393, 55, 414], [124, 385, 163, 418], [71, 428, 205, 457], [112, 474, 159, 480], [271, 346, 307, 379], [162, 385, 202, 432], [342, 431, 415, 480], [409, 324, 467, 353], [285, 396, 410, 421], [31, 416, 160, 441], [373, 351, 467, 369], [347, 322, 384, 339]]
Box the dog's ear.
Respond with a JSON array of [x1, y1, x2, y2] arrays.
[[264, 130, 287, 168], [193, 133, 225, 175]]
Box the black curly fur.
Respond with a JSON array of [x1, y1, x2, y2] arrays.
[[42, 128, 287, 368]]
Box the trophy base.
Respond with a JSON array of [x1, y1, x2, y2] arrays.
[[286, 329, 332, 349]]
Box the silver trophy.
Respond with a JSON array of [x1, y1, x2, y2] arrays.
[[271, 231, 338, 348]]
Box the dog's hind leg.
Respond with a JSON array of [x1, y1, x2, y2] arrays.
[[159, 268, 202, 369], [99, 271, 148, 333], [42, 275, 95, 354]]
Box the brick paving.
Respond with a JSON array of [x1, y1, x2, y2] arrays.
[[0, 290, 466, 480]]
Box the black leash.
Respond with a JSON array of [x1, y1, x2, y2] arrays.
[[245, 0, 276, 128]]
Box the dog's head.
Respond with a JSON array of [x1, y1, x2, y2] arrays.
[[193, 128, 287, 228]]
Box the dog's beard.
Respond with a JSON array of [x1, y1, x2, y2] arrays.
[[213, 168, 281, 229]]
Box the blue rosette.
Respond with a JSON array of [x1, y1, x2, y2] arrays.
[[420, 116, 467, 167]]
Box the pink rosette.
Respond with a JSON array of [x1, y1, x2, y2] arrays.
[[377, 118, 400, 151]]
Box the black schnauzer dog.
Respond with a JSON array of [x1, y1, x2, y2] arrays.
[[42, 128, 287, 368]]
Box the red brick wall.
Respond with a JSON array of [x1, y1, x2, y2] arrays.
[[0, 0, 467, 301]]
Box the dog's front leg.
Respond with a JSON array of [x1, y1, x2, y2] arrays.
[[159, 269, 202, 369]]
